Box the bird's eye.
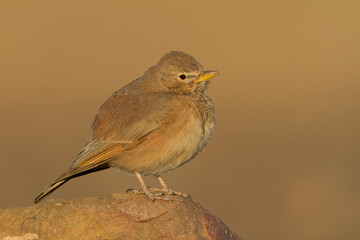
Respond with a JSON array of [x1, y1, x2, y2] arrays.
[[179, 74, 187, 80]]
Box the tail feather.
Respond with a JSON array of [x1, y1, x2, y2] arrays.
[[34, 179, 68, 203], [34, 162, 110, 203], [34, 142, 124, 203]]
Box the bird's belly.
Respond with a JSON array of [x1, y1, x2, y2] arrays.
[[111, 110, 214, 176]]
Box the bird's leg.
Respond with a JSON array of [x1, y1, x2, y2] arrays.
[[156, 176, 192, 200], [128, 172, 171, 202]]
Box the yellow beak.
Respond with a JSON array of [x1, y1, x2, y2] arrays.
[[196, 71, 219, 83]]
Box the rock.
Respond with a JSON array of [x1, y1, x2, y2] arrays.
[[0, 192, 240, 240]]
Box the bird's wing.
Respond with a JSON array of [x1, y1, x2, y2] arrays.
[[92, 92, 175, 142], [57, 92, 176, 181]]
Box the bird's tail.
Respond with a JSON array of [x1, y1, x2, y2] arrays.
[[34, 161, 110, 203], [34, 142, 122, 203], [34, 179, 68, 203]]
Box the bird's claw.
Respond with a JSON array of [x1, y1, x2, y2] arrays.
[[126, 188, 141, 193], [156, 187, 192, 200], [126, 188, 172, 201], [166, 190, 191, 200]]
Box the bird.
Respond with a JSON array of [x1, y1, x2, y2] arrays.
[[34, 51, 219, 203]]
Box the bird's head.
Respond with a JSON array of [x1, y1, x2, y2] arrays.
[[150, 51, 219, 94]]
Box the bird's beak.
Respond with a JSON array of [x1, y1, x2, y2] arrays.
[[196, 71, 219, 83]]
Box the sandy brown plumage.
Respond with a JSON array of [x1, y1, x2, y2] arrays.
[[34, 51, 219, 203]]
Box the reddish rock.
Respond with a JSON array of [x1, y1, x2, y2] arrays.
[[0, 193, 240, 240]]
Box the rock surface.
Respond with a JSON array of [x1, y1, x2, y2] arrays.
[[0, 192, 240, 240]]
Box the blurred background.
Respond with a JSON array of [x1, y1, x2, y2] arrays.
[[1, 1, 359, 239]]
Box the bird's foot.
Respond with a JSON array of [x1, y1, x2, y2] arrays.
[[147, 187, 192, 200], [165, 188, 192, 200], [126, 188, 142, 194], [126, 188, 172, 202], [144, 190, 172, 202]]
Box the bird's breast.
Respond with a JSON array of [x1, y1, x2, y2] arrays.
[[112, 93, 215, 176]]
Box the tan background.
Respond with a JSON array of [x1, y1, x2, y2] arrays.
[[1, 1, 360, 239]]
